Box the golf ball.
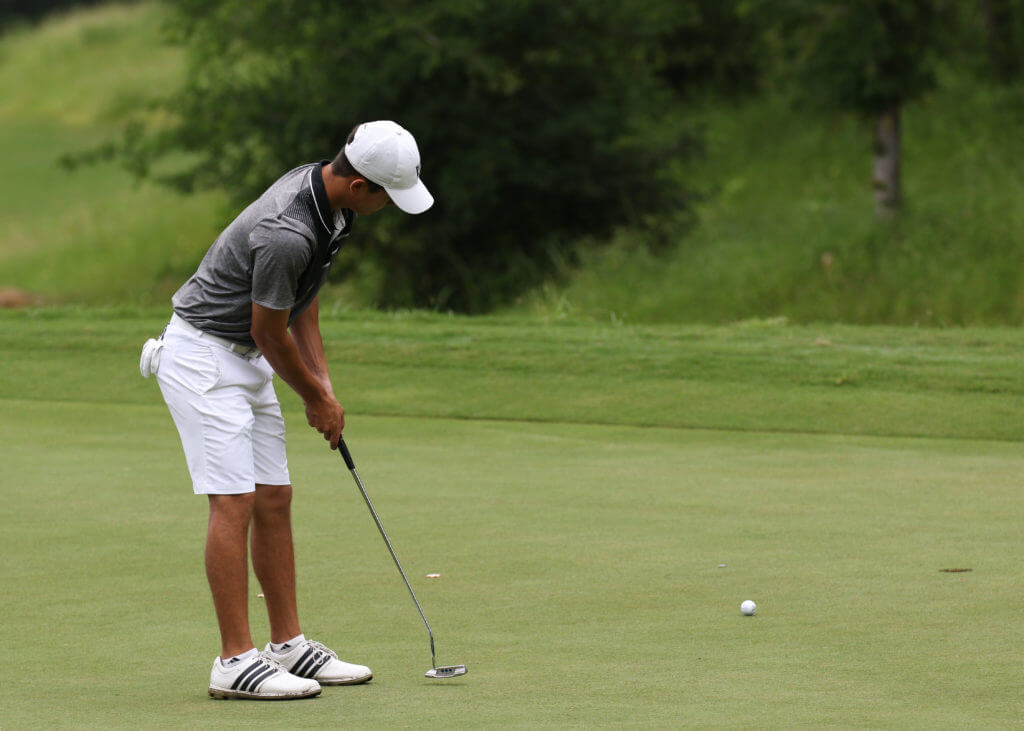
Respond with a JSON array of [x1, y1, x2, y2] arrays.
[[740, 600, 757, 616]]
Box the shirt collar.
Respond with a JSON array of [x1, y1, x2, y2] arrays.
[[309, 161, 335, 234]]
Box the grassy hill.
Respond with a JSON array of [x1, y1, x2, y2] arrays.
[[0, 2, 228, 305], [2, 3, 1024, 325]]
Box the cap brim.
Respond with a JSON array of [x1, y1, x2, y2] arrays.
[[386, 178, 434, 214]]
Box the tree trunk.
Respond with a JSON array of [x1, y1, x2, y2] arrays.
[[872, 106, 902, 219], [980, 0, 1018, 81]]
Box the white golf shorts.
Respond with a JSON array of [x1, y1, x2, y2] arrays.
[[156, 315, 290, 494]]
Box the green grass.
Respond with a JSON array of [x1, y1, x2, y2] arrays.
[[0, 2, 229, 304], [0, 2, 180, 124], [2, 309, 1022, 726], [3, 308, 1023, 440]]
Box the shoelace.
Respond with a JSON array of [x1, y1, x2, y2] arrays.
[[305, 640, 338, 661], [256, 651, 288, 673]]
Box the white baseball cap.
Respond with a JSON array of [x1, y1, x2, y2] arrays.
[[345, 121, 434, 214]]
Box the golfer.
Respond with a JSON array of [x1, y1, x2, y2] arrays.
[[140, 121, 433, 700]]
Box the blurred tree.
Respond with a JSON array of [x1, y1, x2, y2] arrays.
[[642, 0, 768, 98], [0, 0, 110, 29], [767, 0, 950, 218], [129, 0, 698, 312], [978, 0, 1024, 81]]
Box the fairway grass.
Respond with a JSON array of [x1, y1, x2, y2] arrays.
[[1, 311, 1022, 726], [2, 308, 1024, 440]]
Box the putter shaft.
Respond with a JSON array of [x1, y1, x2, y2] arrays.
[[339, 438, 438, 669]]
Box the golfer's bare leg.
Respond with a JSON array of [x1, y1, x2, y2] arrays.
[[251, 484, 301, 644], [207, 493, 257, 659]]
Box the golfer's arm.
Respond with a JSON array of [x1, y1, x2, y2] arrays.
[[289, 297, 335, 396], [250, 302, 329, 405]]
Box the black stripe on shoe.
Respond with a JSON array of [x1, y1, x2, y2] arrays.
[[231, 660, 265, 691], [293, 648, 321, 677], [245, 666, 278, 693], [308, 656, 329, 677]]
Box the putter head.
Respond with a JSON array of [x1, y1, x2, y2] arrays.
[[425, 665, 467, 679]]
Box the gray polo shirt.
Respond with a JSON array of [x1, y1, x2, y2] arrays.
[[172, 161, 352, 346]]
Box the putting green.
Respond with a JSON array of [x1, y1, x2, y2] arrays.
[[2, 397, 1020, 727]]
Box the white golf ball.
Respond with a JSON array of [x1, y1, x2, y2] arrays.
[[740, 600, 757, 616]]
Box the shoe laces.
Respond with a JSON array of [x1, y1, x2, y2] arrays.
[[305, 640, 338, 661], [256, 651, 289, 673]]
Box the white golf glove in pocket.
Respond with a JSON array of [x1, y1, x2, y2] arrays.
[[139, 338, 165, 378]]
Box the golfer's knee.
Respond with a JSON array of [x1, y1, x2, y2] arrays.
[[208, 492, 256, 525], [254, 483, 292, 514]]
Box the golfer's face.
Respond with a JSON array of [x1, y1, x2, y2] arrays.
[[355, 187, 394, 215]]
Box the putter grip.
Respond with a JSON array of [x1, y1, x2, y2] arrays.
[[339, 437, 356, 470]]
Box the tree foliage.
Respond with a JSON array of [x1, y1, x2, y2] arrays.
[[122, 0, 1024, 307], [764, 0, 950, 116], [0, 0, 109, 29], [748, 0, 954, 217], [968, 0, 1024, 82], [653, 0, 768, 98], [137, 0, 698, 312]]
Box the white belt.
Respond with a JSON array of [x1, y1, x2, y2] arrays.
[[169, 314, 262, 358]]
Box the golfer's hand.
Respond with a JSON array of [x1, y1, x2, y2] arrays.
[[306, 395, 345, 449]]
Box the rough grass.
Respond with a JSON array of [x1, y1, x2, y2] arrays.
[[0, 2, 229, 305], [0, 2, 180, 124]]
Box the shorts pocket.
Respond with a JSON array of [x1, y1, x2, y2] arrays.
[[167, 339, 222, 395]]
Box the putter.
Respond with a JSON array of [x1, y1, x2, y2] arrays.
[[338, 437, 468, 680]]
